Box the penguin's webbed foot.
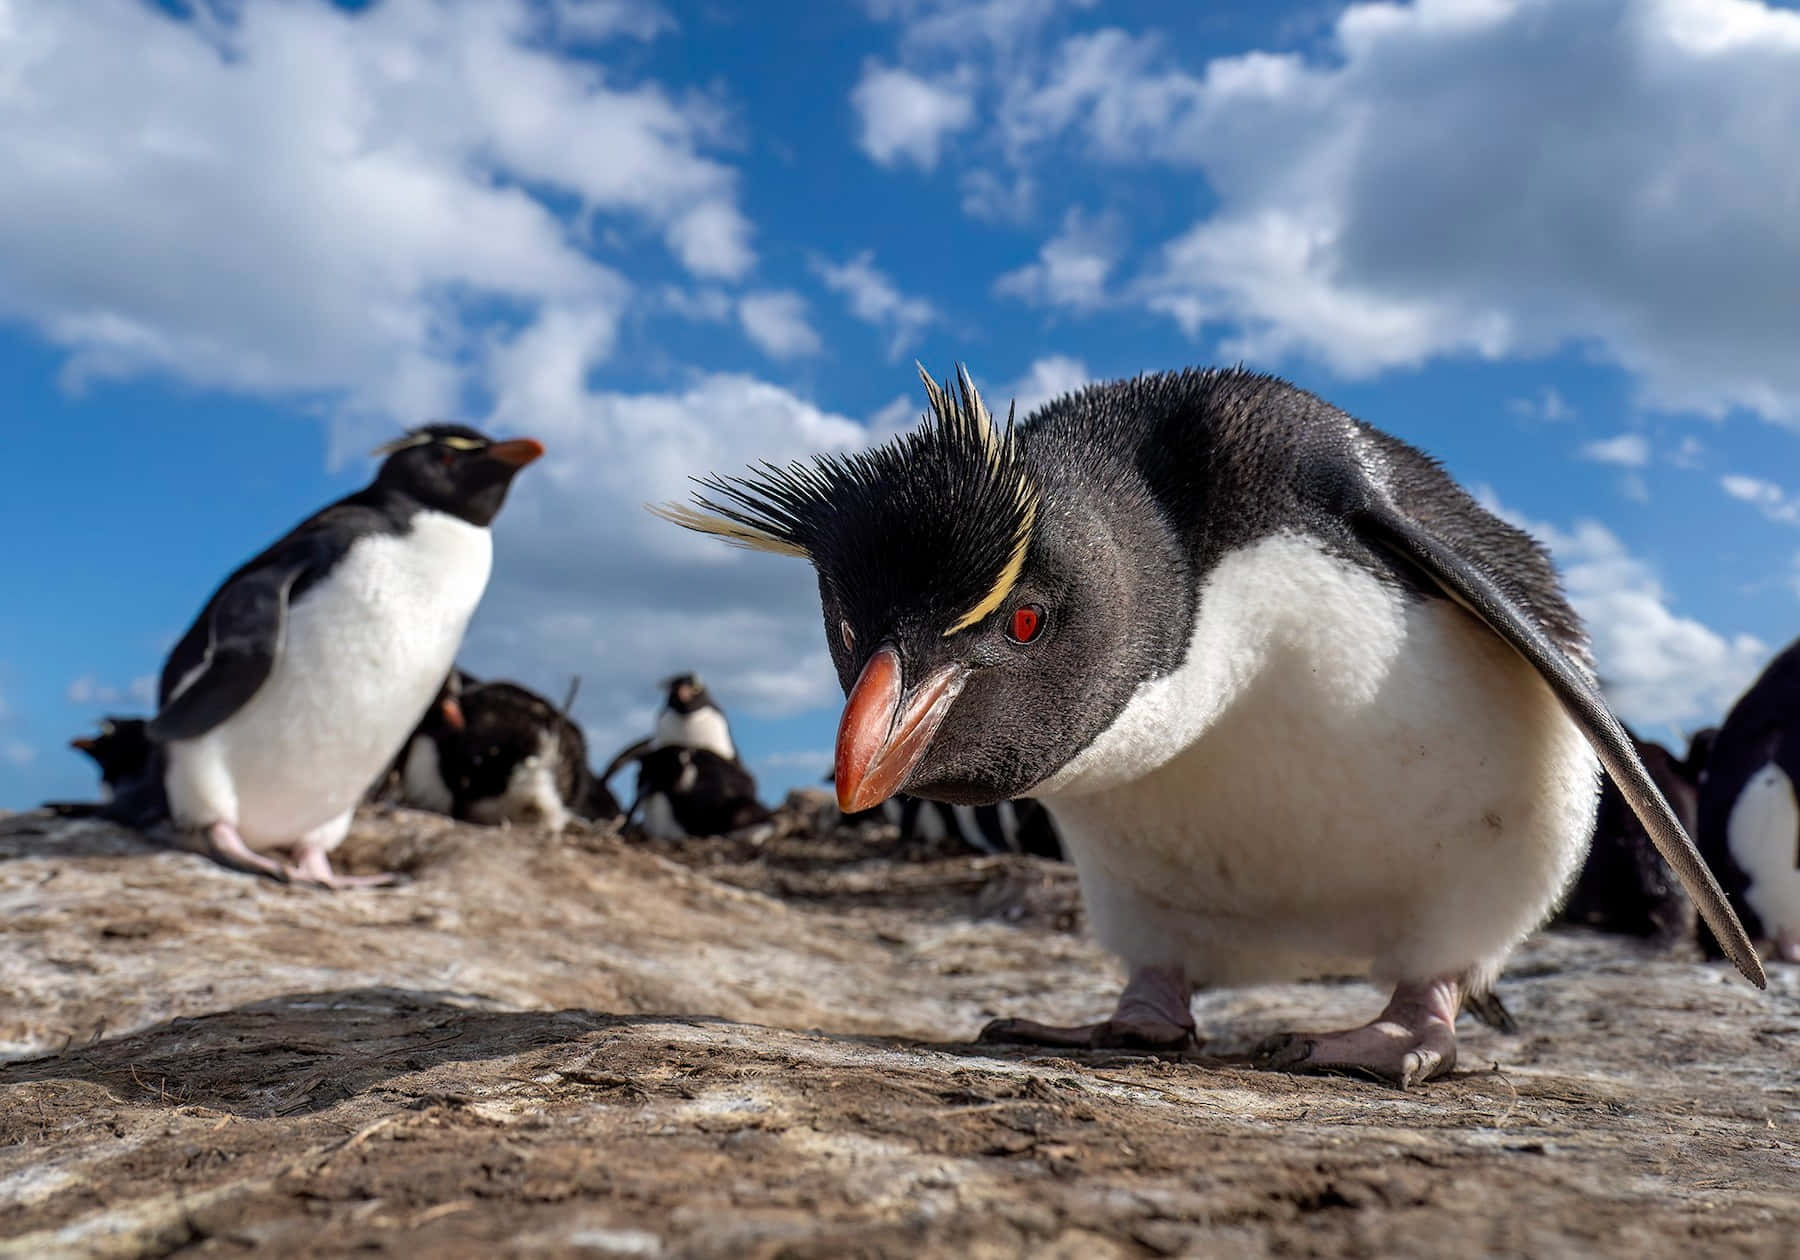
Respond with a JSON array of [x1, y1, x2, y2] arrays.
[[202, 821, 293, 884], [285, 842, 408, 891], [1255, 975, 1461, 1089], [979, 964, 1198, 1052]]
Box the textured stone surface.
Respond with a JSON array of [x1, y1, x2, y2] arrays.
[[1, 807, 1796, 1258]]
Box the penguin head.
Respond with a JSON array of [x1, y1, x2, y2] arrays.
[[70, 717, 153, 786], [373, 424, 545, 526], [662, 673, 712, 714], [656, 366, 1179, 810]]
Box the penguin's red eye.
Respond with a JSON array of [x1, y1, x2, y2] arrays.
[[1007, 604, 1045, 644]]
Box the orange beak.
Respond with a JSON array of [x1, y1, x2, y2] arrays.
[[440, 697, 466, 731], [70, 736, 98, 752], [833, 646, 966, 813], [487, 437, 545, 468]]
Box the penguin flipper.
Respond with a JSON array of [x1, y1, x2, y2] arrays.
[[598, 736, 654, 785], [1354, 503, 1766, 989], [148, 558, 309, 743]]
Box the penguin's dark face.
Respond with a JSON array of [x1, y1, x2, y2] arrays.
[[656, 367, 1182, 810], [663, 673, 710, 714], [373, 424, 545, 526], [71, 717, 154, 787]]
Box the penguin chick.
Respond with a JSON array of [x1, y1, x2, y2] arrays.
[[1559, 729, 1702, 947], [70, 717, 154, 801], [441, 679, 620, 830], [658, 364, 1761, 1087], [132, 425, 543, 888], [1699, 636, 1800, 963]]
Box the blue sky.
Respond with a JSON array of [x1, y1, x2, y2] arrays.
[[5, 0, 1800, 811]]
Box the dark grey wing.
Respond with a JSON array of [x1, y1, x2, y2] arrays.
[[147, 556, 311, 743], [1354, 501, 1766, 990], [598, 736, 654, 785]]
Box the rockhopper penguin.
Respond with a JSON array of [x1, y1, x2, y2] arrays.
[[1698, 637, 1800, 963], [115, 425, 543, 887], [71, 717, 155, 801], [653, 673, 738, 761], [658, 365, 1762, 1086]]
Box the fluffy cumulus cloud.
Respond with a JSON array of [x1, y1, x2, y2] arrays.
[[851, 62, 975, 170], [1488, 496, 1765, 729], [884, 0, 1800, 423], [0, 0, 750, 423], [1580, 434, 1651, 469], [811, 252, 938, 359], [67, 676, 157, 707], [736, 291, 823, 360], [993, 208, 1119, 310], [1720, 474, 1800, 526]]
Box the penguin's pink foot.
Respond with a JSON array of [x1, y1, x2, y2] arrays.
[[202, 821, 292, 883], [1774, 928, 1800, 964], [285, 842, 406, 891], [980, 965, 1199, 1051], [1257, 975, 1461, 1088]]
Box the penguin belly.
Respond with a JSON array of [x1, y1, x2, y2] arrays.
[[1727, 764, 1800, 943], [1037, 533, 1598, 989], [654, 707, 735, 760], [165, 514, 492, 849]]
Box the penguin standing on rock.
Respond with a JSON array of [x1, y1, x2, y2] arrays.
[[658, 365, 1762, 1086], [1698, 638, 1800, 963], [111, 425, 543, 888]]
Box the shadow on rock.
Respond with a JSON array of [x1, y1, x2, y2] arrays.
[[0, 986, 732, 1118]]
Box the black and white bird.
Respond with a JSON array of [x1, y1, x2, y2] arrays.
[[70, 717, 155, 801], [658, 365, 1761, 1086], [599, 672, 748, 839], [622, 744, 771, 839], [1559, 728, 1708, 947], [652, 673, 737, 760], [423, 676, 621, 829], [110, 424, 543, 888], [1698, 637, 1800, 964]]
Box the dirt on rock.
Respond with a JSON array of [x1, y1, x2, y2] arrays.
[[1, 804, 1796, 1258]]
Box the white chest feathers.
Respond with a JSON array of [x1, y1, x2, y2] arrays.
[[1726, 763, 1800, 938], [654, 706, 736, 761], [1035, 531, 1597, 989], [165, 510, 493, 847]]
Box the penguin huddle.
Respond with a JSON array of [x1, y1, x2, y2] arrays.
[[663, 363, 1763, 1085], [599, 674, 773, 840]]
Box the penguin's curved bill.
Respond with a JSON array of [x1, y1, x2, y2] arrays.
[[441, 696, 466, 731], [487, 438, 546, 467], [834, 646, 967, 813]]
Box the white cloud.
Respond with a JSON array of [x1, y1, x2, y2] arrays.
[[737, 291, 822, 359], [66, 675, 156, 707], [0, 0, 751, 423], [959, 167, 1036, 223], [1580, 434, 1651, 469], [852, 62, 975, 170], [1669, 436, 1706, 469], [2, 740, 33, 768], [965, 0, 1800, 420], [1485, 495, 1766, 728], [550, 0, 674, 44], [812, 251, 938, 359], [758, 748, 836, 772], [993, 208, 1118, 310], [1000, 354, 1091, 417], [1721, 474, 1800, 525], [1507, 387, 1576, 423]]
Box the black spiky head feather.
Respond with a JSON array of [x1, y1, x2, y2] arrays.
[[654, 365, 1040, 644]]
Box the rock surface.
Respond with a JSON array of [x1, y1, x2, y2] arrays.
[[1, 807, 1796, 1258]]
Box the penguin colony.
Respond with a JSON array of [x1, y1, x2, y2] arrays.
[[56, 365, 1787, 1089]]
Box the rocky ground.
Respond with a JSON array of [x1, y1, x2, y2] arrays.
[[1, 801, 1796, 1258]]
